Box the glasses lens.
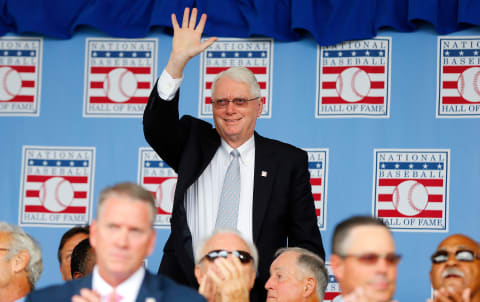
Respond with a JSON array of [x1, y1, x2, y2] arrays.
[[431, 251, 449, 264], [232, 98, 247, 105], [233, 250, 253, 264], [206, 250, 228, 262], [385, 253, 402, 264], [357, 253, 380, 264], [213, 99, 227, 106], [456, 250, 475, 262]]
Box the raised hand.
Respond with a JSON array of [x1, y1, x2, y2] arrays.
[[427, 287, 471, 302], [166, 7, 217, 78]]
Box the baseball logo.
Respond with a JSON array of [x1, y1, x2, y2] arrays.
[[155, 178, 176, 214], [0, 67, 22, 101], [336, 67, 371, 102], [39, 177, 74, 212], [457, 67, 480, 102], [392, 180, 428, 216], [103, 68, 137, 103]]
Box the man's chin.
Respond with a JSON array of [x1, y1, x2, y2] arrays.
[[440, 277, 466, 292]]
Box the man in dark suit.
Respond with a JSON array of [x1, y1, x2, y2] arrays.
[[143, 7, 325, 301], [26, 182, 204, 302]]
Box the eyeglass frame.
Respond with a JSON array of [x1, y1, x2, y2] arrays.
[[210, 97, 260, 107], [200, 249, 254, 264], [431, 249, 480, 264], [338, 252, 402, 265]]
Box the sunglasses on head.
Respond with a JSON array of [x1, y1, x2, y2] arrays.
[[201, 250, 253, 264], [340, 252, 402, 265], [431, 249, 480, 264]]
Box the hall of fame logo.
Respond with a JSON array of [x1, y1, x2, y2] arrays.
[[0, 37, 42, 116], [372, 149, 450, 232], [316, 38, 391, 118], [138, 148, 177, 228], [18, 146, 95, 227], [199, 38, 273, 118], [437, 37, 480, 117], [304, 149, 329, 230], [324, 262, 341, 302], [83, 38, 157, 117]]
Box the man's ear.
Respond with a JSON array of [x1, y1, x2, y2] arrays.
[[194, 264, 203, 284], [330, 254, 344, 283], [72, 271, 84, 279], [13, 250, 30, 273], [303, 277, 316, 297]]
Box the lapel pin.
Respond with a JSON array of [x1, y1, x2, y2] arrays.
[[261, 171, 268, 177]]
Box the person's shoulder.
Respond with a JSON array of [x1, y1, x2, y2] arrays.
[[255, 132, 307, 156], [26, 278, 89, 301], [147, 273, 205, 301]]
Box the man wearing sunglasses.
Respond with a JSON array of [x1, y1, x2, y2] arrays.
[[194, 229, 257, 302], [143, 7, 325, 302], [429, 234, 480, 302], [330, 216, 400, 302]]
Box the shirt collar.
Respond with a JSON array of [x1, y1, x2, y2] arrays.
[[92, 265, 145, 302], [220, 135, 255, 164]]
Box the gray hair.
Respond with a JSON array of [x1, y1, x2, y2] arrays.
[[97, 182, 156, 225], [194, 228, 258, 271], [275, 247, 328, 301], [331, 215, 389, 256], [0, 222, 43, 290], [211, 67, 262, 99]]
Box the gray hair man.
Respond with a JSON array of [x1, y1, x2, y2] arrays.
[[330, 216, 400, 302], [265, 247, 328, 302], [194, 229, 258, 302], [0, 222, 43, 302]]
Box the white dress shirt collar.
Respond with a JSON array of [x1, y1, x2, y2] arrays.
[[219, 134, 255, 165], [92, 265, 146, 302]]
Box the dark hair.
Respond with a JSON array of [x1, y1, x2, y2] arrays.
[[57, 225, 90, 263], [331, 216, 388, 255], [70, 238, 94, 278]]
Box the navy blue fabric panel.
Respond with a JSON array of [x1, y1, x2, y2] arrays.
[[0, 0, 479, 44]]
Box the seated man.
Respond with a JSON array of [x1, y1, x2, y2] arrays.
[[70, 238, 96, 279], [194, 229, 257, 302], [330, 216, 400, 302], [26, 182, 205, 302], [0, 222, 43, 302], [58, 225, 89, 281], [265, 247, 328, 302], [429, 234, 480, 302]]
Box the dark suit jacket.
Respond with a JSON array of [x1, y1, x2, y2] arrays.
[[25, 271, 205, 302], [143, 85, 325, 302]]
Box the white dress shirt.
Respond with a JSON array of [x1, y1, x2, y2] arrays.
[[92, 266, 145, 302], [157, 70, 255, 246]]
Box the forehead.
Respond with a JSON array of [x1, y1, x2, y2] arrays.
[[212, 76, 252, 98], [347, 225, 394, 253], [437, 235, 480, 251], [203, 233, 250, 253], [98, 196, 152, 226], [271, 251, 299, 271], [0, 232, 11, 246]]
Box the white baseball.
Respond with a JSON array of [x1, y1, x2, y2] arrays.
[[457, 67, 480, 102], [39, 177, 74, 212], [392, 180, 428, 216], [0, 67, 22, 101], [336, 67, 371, 102], [103, 68, 137, 102], [155, 178, 177, 214]]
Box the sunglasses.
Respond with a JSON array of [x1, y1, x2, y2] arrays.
[[201, 250, 253, 264], [431, 249, 480, 264], [340, 252, 402, 265]]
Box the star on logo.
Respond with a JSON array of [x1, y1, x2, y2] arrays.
[[145, 162, 150, 167], [132, 52, 137, 57], [248, 52, 252, 57], [208, 52, 212, 57], [437, 164, 443, 169], [459, 50, 464, 56], [17, 51, 22, 56], [338, 51, 343, 57], [145, 52, 150, 57], [444, 50, 450, 56], [234, 52, 239, 57], [159, 162, 164, 167], [381, 163, 386, 168], [352, 51, 356, 56], [221, 52, 226, 57], [30, 51, 35, 56], [423, 164, 428, 169], [409, 164, 414, 169], [261, 52, 266, 57], [324, 52, 329, 57], [29, 160, 34, 165], [316, 163, 321, 168], [70, 161, 74, 166], [3, 51, 8, 56], [106, 52, 111, 57], [43, 161, 48, 166], [56, 161, 61, 166], [379, 51, 384, 56], [475, 50, 479, 56], [83, 161, 88, 166], [365, 50, 370, 56], [395, 163, 400, 169], [92, 52, 97, 57], [119, 52, 124, 57]]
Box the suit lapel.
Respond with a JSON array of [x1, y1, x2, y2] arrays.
[[136, 272, 163, 302], [252, 133, 277, 243]]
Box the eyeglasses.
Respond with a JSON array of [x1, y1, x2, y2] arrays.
[[201, 249, 253, 264], [431, 249, 480, 264], [340, 252, 402, 265], [210, 97, 260, 107]]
